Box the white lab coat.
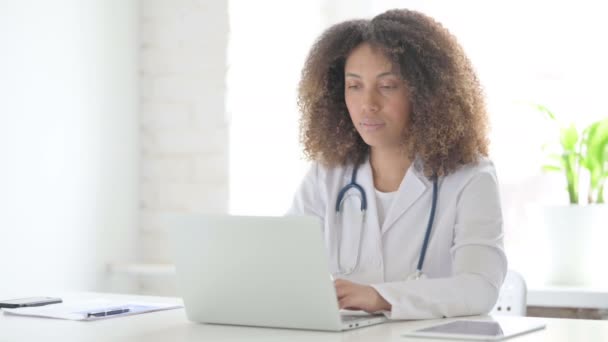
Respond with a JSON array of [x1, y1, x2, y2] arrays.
[[287, 156, 507, 320]]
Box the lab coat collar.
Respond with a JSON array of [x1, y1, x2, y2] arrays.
[[380, 158, 429, 235], [345, 156, 430, 234]]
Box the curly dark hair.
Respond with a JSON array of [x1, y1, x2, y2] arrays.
[[297, 9, 489, 177]]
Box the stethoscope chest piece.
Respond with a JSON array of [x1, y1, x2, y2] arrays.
[[406, 269, 427, 281]]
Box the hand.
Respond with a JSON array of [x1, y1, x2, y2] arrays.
[[334, 278, 391, 313]]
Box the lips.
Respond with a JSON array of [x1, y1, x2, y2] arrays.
[[360, 122, 385, 131]]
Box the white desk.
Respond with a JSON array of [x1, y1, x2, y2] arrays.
[[1, 293, 608, 341]]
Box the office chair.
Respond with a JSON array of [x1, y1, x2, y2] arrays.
[[491, 270, 527, 316]]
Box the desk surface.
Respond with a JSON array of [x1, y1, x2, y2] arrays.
[[1, 293, 607, 342]]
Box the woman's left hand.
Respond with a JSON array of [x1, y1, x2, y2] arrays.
[[334, 278, 391, 313]]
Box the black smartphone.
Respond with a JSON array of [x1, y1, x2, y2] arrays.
[[0, 296, 62, 309]]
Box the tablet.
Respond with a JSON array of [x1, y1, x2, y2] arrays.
[[402, 318, 546, 341]]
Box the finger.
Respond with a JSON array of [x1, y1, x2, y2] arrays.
[[339, 297, 360, 311], [334, 279, 346, 290], [338, 297, 350, 309], [335, 278, 355, 286], [335, 282, 353, 299], [336, 286, 347, 299]]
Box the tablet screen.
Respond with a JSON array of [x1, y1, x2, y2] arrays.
[[404, 318, 546, 341], [418, 320, 504, 337]]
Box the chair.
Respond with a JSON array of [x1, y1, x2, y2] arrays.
[[491, 270, 527, 316]]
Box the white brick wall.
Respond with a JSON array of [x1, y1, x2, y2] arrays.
[[139, 0, 229, 295]]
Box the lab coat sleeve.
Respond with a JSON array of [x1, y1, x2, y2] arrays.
[[285, 163, 326, 220], [371, 169, 507, 320]]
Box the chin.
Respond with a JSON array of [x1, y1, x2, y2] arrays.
[[361, 136, 402, 150], [359, 135, 377, 147]]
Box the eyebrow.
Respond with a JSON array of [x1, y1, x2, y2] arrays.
[[344, 71, 398, 78]]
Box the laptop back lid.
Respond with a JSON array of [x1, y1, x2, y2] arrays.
[[168, 215, 344, 331]]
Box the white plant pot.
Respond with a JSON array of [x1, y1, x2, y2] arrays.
[[543, 205, 608, 287]]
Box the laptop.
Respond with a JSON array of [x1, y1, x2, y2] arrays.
[[167, 215, 388, 331]]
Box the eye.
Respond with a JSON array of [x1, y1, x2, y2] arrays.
[[379, 84, 397, 90], [346, 84, 361, 90]]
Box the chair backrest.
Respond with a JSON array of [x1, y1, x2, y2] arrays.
[[491, 270, 527, 316]]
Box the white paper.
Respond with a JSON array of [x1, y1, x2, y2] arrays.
[[2, 299, 182, 321]]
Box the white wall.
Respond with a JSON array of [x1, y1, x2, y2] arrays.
[[0, 0, 139, 295], [138, 0, 229, 295]]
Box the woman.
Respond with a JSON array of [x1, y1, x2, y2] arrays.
[[289, 9, 507, 320]]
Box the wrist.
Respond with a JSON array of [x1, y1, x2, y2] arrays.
[[379, 296, 391, 311], [371, 287, 392, 311]]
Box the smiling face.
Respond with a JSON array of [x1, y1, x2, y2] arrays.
[[344, 43, 412, 151]]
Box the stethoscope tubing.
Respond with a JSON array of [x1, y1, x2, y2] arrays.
[[335, 163, 438, 278], [335, 166, 367, 212], [417, 176, 438, 271]]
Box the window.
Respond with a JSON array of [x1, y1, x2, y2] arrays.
[[227, 1, 322, 216]]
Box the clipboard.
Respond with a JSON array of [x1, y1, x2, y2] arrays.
[[2, 299, 182, 321]]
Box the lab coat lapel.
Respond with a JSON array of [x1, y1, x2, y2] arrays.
[[381, 165, 428, 235]]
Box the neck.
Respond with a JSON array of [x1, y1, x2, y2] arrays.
[[370, 147, 411, 192]]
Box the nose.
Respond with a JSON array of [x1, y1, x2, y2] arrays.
[[361, 89, 380, 114]]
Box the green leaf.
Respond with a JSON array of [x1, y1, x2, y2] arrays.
[[560, 124, 579, 152], [533, 105, 608, 203], [542, 165, 562, 172], [547, 154, 563, 161], [585, 119, 608, 189], [535, 104, 557, 121]]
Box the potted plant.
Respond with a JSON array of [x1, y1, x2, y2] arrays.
[[536, 104, 608, 286]]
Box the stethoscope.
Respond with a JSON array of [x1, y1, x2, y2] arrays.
[[334, 164, 439, 281]]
